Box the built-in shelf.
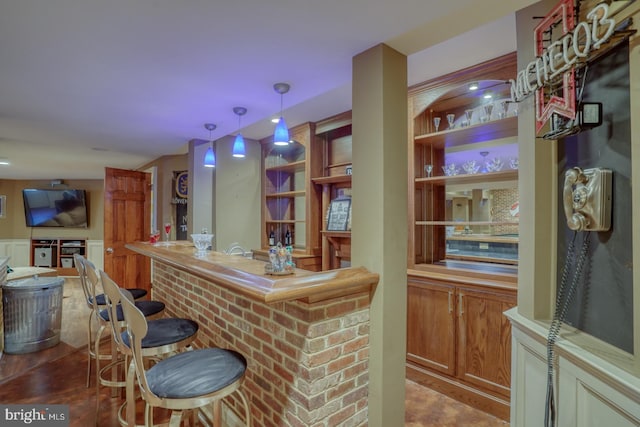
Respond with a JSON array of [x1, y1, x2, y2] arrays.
[[265, 190, 306, 198], [415, 169, 518, 185], [414, 116, 518, 149], [312, 175, 352, 185]]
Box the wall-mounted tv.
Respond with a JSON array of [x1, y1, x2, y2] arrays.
[[23, 189, 88, 228]]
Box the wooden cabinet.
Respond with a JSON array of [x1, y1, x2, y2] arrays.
[[407, 275, 516, 420], [312, 111, 353, 270], [30, 238, 86, 276], [258, 122, 322, 271]]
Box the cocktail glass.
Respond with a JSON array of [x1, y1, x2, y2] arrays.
[[424, 164, 433, 177], [433, 117, 441, 133]]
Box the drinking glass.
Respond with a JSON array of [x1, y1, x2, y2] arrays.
[[497, 101, 507, 119], [424, 164, 433, 177], [483, 104, 493, 122], [164, 222, 171, 244], [465, 109, 474, 127], [446, 114, 455, 129], [433, 117, 441, 133]]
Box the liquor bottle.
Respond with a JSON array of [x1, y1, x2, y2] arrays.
[[269, 227, 275, 246], [284, 227, 292, 246]]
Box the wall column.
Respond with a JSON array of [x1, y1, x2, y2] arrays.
[[352, 43, 408, 426]]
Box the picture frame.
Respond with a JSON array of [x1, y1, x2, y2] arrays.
[[326, 197, 351, 231], [0, 195, 5, 218]]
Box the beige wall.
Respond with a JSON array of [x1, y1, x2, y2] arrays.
[[139, 154, 188, 238], [0, 179, 104, 240]]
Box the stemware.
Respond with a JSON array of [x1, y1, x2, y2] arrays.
[[486, 157, 504, 172], [462, 160, 480, 174], [465, 109, 474, 127], [433, 117, 441, 133], [424, 164, 433, 177], [509, 157, 519, 170], [442, 163, 459, 176], [164, 222, 172, 244], [446, 113, 455, 130], [483, 104, 493, 122], [497, 101, 507, 119]]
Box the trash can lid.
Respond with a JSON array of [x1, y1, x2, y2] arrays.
[[3, 276, 65, 289]]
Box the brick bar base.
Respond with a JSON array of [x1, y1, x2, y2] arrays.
[[152, 261, 371, 426]]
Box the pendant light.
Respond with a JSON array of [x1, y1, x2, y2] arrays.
[[273, 82, 290, 146], [203, 123, 216, 168], [232, 107, 247, 158]]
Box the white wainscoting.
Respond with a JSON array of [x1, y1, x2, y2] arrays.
[[86, 240, 104, 270], [506, 309, 640, 427], [0, 239, 30, 266]]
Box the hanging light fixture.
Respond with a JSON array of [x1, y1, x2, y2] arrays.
[[203, 123, 216, 168], [232, 107, 247, 158], [272, 82, 290, 146]]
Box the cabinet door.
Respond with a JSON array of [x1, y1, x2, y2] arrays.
[[456, 286, 516, 397], [407, 278, 456, 376]]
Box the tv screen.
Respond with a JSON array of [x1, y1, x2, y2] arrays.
[[23, 189, 88, 228]]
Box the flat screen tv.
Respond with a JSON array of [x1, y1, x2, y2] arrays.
[[23, 189, 88, 228]]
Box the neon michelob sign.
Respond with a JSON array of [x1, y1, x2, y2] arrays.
[[509, 1, 616, 133]]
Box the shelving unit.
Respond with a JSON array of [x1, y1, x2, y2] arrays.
[[406, 52, 518, 420], [312, 111, 352, 270], [30, 238, 86, 276], [257, 122, 322, 271]]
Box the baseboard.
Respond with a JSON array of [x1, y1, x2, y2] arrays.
[[406, 362, 510, 421]]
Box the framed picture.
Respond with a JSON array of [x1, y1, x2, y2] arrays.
[[327, 198, 351, 231], [0, 195, 5, 218]]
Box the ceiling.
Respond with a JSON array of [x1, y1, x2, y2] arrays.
[[0, 0, 537, 180]]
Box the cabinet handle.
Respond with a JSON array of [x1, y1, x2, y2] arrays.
[[106, 247, 114, 254], [448, 291, 453, 313], [458, 294, 464, 316]]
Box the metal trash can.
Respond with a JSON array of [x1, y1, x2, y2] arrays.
[[3, 276, 64, 354]]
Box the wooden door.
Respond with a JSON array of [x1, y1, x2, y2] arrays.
[[406, 277, 456, 376], [103, 167, 151, 295], [456, 286, 516, 397]]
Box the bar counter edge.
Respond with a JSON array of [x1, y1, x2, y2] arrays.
[[126, 241, 379, 303]]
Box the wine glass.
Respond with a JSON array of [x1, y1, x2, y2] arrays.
[[424, 164, 433, 177], [483, 104, 494, 122], [446, 113, 455, 129], [465, 109, 473, 127], [164, 222, 171, 244], [433, 117, 441, 133]]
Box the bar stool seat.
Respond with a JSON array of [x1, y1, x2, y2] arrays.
[[121, 318, 198, 350], [145, 349, 246, 399]]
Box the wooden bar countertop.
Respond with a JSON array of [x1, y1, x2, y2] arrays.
[[126, 241, 379, 304]]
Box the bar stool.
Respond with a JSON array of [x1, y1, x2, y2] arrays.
[[120, 287, 251, 427], [83, 261, 165, 408], [100, 270, 199, 427], [74, 254, 148, 387]]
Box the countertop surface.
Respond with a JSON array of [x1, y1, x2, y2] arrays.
[[126, 241, 379, 304]]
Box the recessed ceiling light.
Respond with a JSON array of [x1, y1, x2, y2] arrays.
[[0, 158, 9, 165], [271, 117, 280, 124], [468, 82, 479, 91]]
